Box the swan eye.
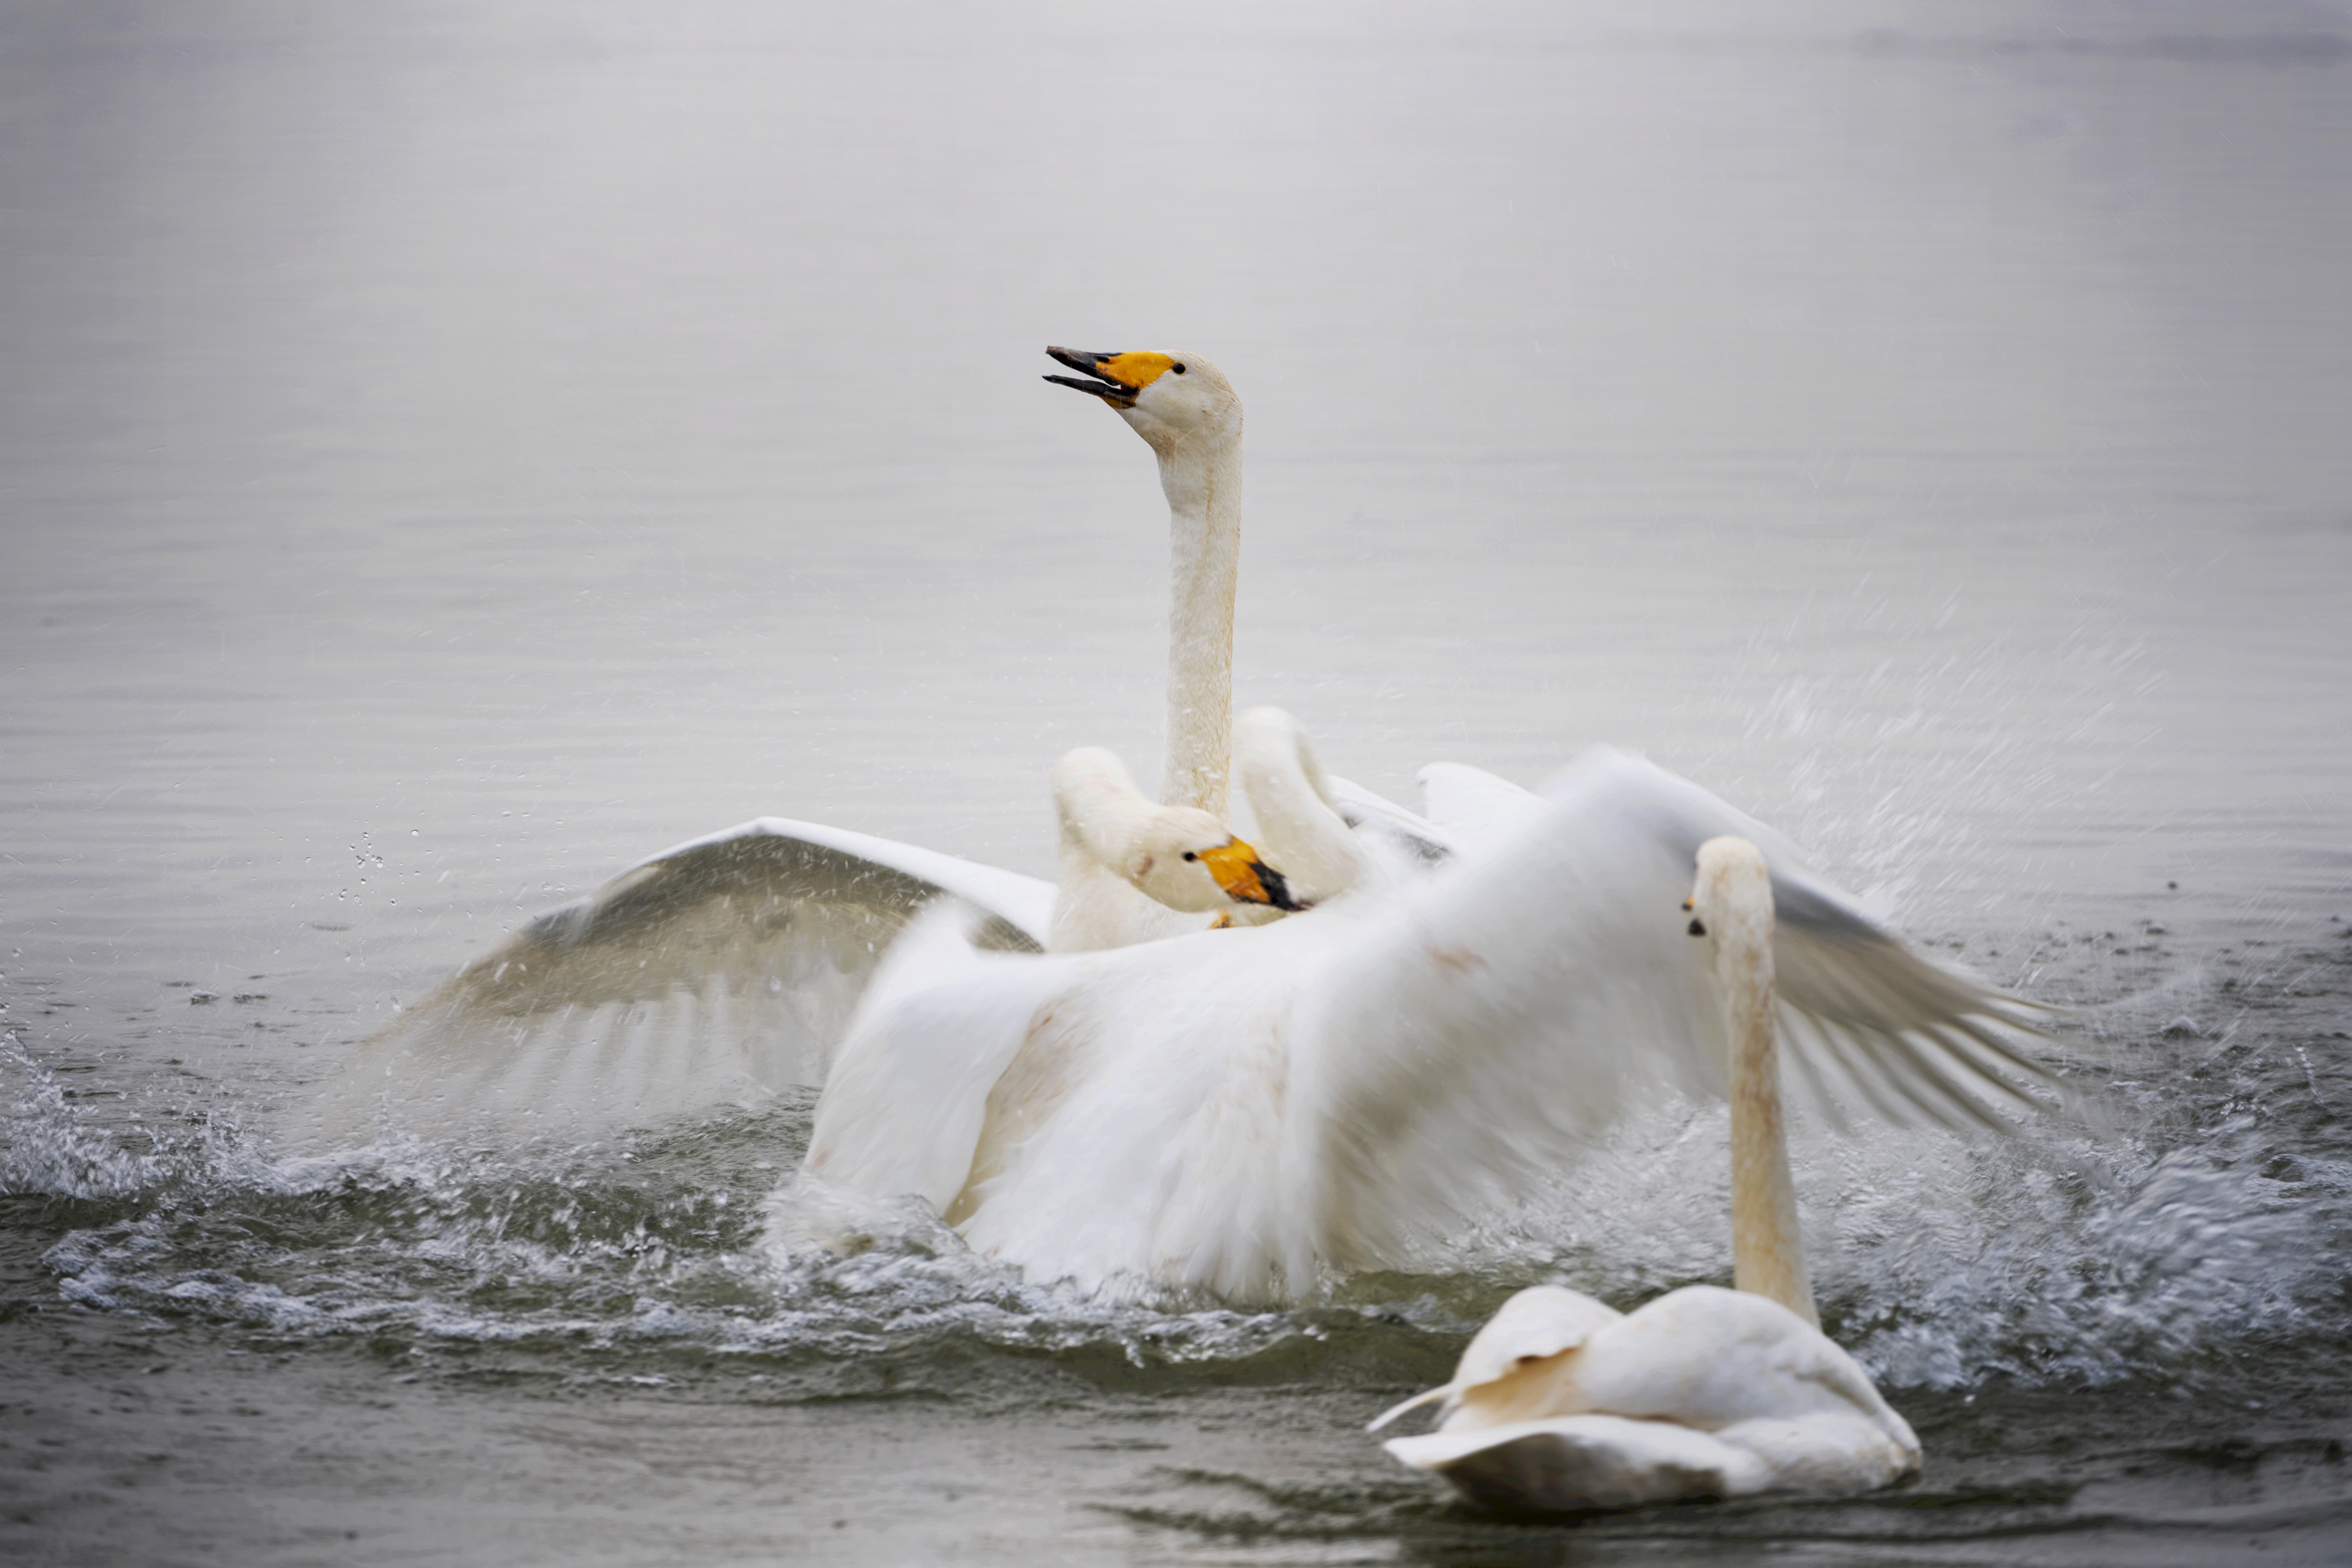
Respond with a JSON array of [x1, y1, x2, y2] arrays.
[[1182, 851, 1198, 861], [1688, 918, 1708, 937], [1171, 363, 1187, 375]]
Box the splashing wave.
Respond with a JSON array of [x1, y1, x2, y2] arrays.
[[12, 983, 2347, 1398]]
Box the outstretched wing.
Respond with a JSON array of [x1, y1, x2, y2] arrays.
[[1291, 747, 2055, 1269], [315, 818, 1053, 1141]]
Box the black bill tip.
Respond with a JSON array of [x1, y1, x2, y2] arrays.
[[1044, 346, 1137, 407], [1259, 862, 1308, 913]]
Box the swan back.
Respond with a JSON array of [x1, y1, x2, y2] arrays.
[[1368, 1285, 1625, 1434]]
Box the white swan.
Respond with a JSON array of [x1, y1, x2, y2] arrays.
[[319, 348, 1300, 1135], [1371, 837, 1922, 1510], [1043, 352, 1452, 908], [791, 743, 2052, 1302], [318, 728, 1304, 1136]]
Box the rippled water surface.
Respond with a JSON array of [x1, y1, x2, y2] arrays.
[[5, 2, 2351, 1563]]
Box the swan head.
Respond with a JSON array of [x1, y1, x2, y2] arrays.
[[1685, 835, 1773, 957], [1051, 745, 1304, 915], [1128, 810, 1305, 916], [1044, 347, 1241, 455]]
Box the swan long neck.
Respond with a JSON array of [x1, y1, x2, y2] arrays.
[[1156, 431, 1241, 817], [1705, 844, 1819, 1329]]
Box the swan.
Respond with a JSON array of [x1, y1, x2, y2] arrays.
[[319, 347, 1325, 1136], [1369, 837, 1922, 1510], [318, 727, 1306, 1136], [790, 741, 2053, 1302]]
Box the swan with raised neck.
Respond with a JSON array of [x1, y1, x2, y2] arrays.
[[1688, 834, 1818, 1326], [1045, 347, 1243, 819], [1369, 835, 1917, 1510]]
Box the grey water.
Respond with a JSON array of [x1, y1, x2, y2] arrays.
[[4, 1, 2350, 1563]]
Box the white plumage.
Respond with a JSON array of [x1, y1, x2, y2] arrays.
[[1372, 837, 1927, 1509], [790, 749, 2050, 1302], [319, 349, 1274, 1138], [1374, 1285, 1919, 1509]]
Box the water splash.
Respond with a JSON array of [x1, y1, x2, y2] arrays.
[[0, 1029, 166, 1199], [19, 934, 2351, 1400]]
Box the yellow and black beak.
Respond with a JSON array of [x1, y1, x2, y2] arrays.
[[1683, 896, 1706, 937], [1192, 838, 1307, 912], [1044, 346, 1180, 410]]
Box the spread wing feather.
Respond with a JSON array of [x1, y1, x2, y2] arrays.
[[314, 818, 1052, 1141], [1292, 747, 2054, 1272]]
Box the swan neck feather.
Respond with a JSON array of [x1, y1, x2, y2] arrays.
[[1702, 839, 1819, 1329], [1158, 432, 1240, 817]]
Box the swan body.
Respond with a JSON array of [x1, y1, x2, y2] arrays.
[[1374, 838, 1923, 1509], [791, 751, 2049, 1302], [1415, 761, 1547, 854], [1375, 1285, 1918, 1509]]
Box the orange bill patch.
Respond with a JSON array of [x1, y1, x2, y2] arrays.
[[1197, 837, 1275, 905], [1095, 351, 1179, 392]]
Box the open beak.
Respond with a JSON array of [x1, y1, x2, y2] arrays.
[[1196, 838, 1307, 912], [1044, 346, 1148, 409]]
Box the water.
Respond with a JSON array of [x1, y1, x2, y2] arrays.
[[5, 2, 2351, 1562]]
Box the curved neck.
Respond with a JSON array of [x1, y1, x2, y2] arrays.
[[1718, 911, 1819, 1328], [1047, 749, 1164, 954], [1156, 432, 1241, 817], [1052, 748, 1152, 872], [1237, 711, 1375, 904]]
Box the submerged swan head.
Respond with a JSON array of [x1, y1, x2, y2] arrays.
[[1052, 747, 1302, 915], [1044, 347, 1241, 457]]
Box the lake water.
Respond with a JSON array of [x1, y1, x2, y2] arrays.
[[5, 3, 2350, 1563]]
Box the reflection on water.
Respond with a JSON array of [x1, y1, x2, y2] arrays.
[[3, 0, 2349, 1562]]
